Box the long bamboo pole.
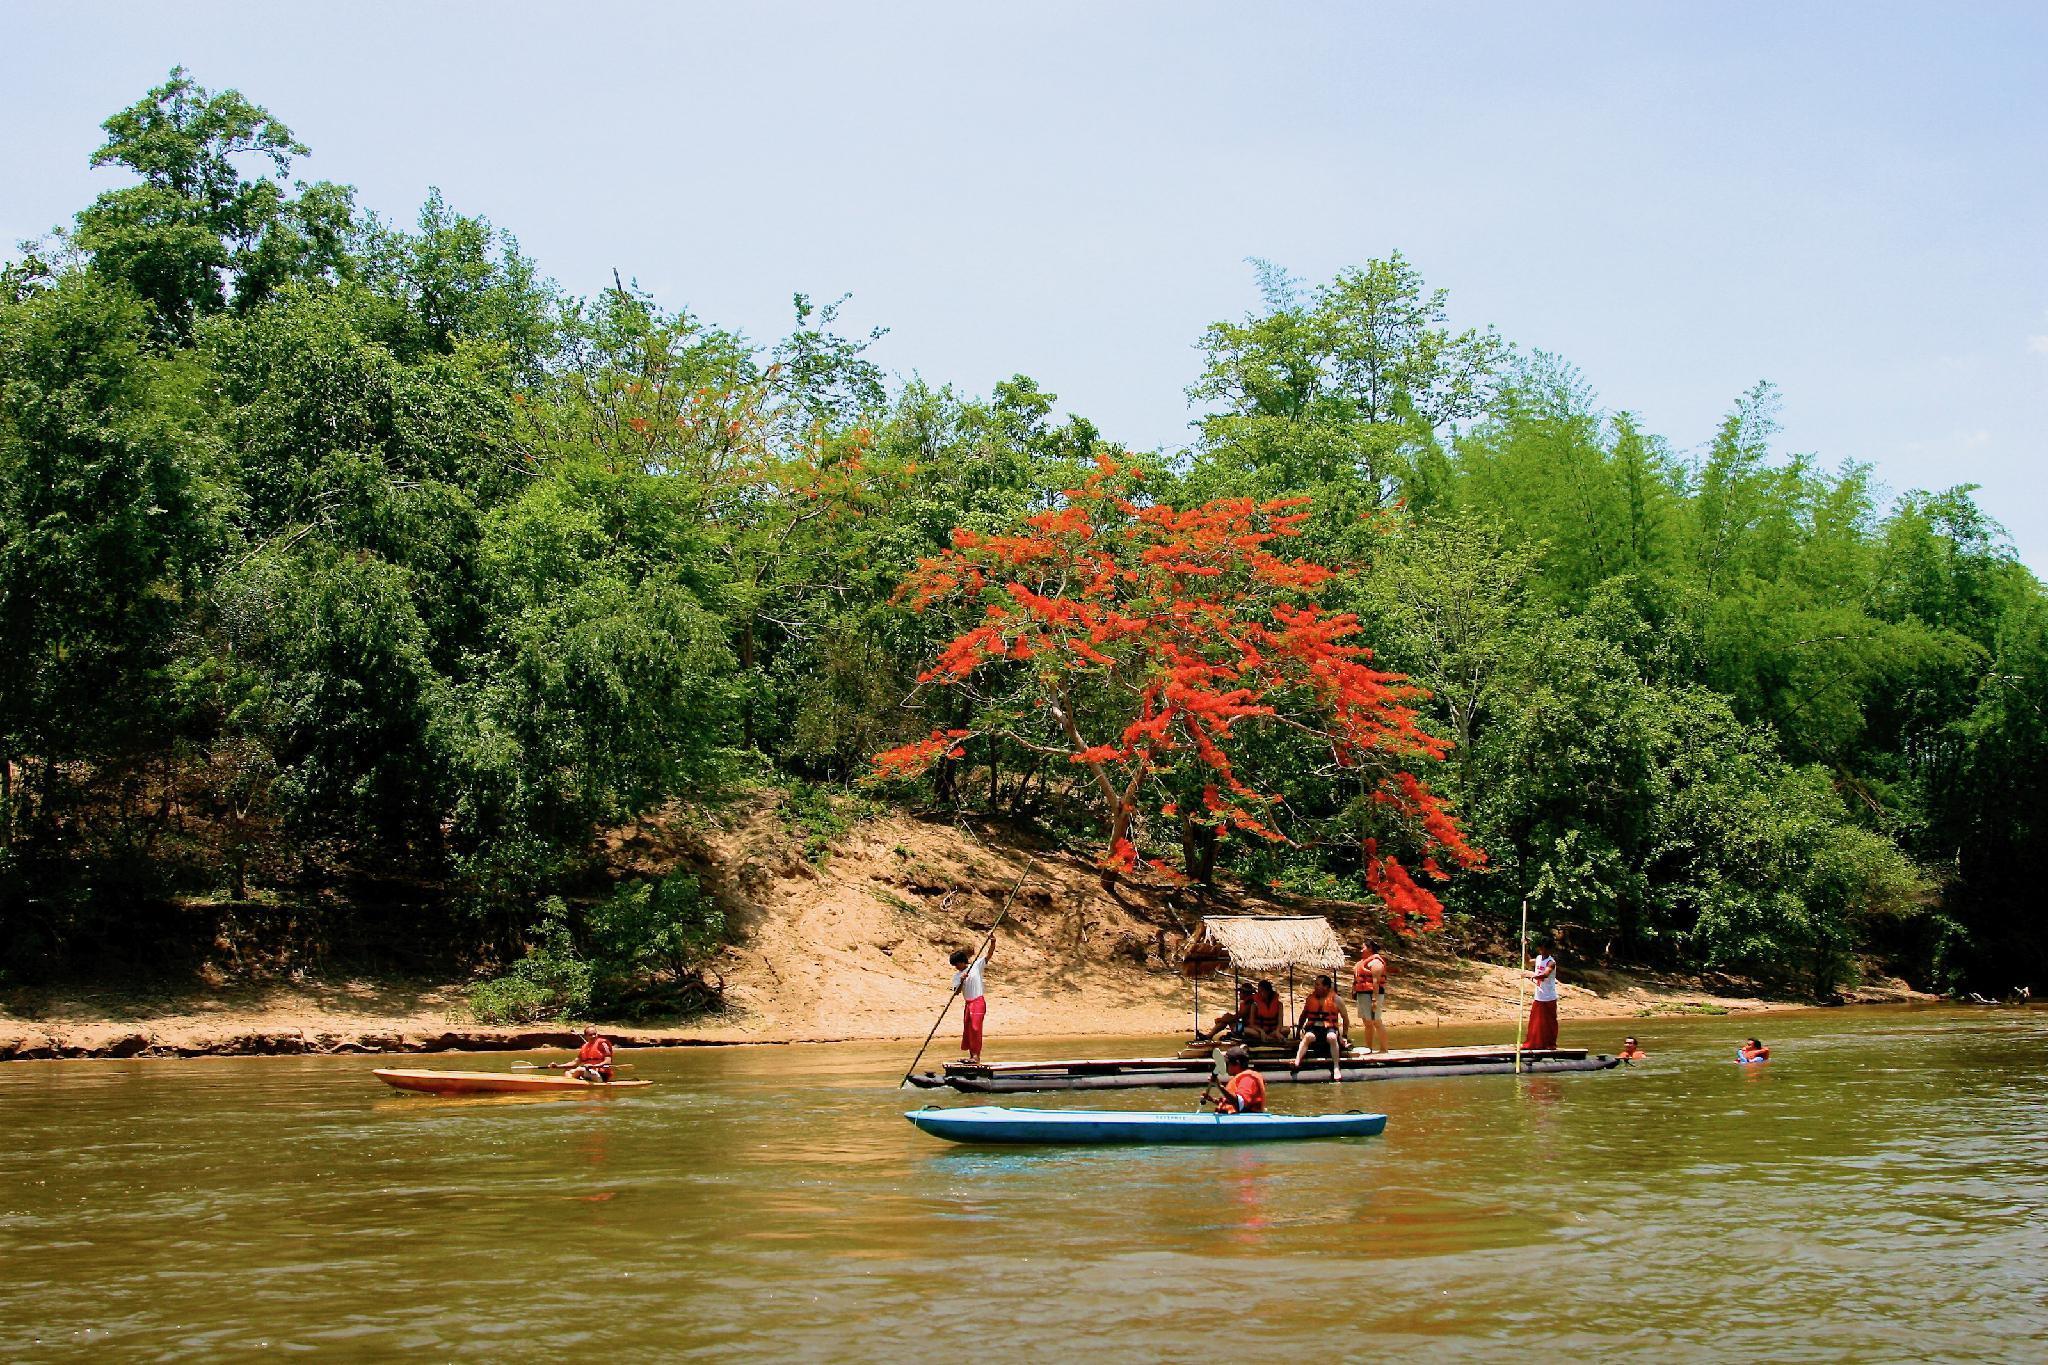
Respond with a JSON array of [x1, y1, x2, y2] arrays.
[[1514, 895, 1529, 1075], [899, 856, 1038, 1088]]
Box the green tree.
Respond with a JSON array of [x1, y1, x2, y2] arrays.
[[1190, 255, 1506, 499], [71, 67, 355, 342], [0, 273, 215, 873]]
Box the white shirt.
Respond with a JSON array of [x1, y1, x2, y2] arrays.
[[953, 959, 985, 1001], [1532, 954, 1558, 1003]]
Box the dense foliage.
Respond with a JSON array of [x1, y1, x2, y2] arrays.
[[3, 71, 2041, 998]]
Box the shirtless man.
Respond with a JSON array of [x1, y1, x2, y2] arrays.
[[1197, 982, 1258, 1044]]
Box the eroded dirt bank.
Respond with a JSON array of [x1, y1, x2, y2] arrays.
[[2, 809, 1929, 1061]]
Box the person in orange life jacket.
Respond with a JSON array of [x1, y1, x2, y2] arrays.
[[950, 934, 994, 1064], [1738, 1038, 1771, 1064], [1210, 1047, 1267, 1114], [1244, 980, 1288, 1044], [1351, 939, 1390, 1053], [557, 1026, 614, 1082], [1197, 982, 1258, 1044], [1617, 1036, 1648, 1062], [1291, 974, 1351, 1079]]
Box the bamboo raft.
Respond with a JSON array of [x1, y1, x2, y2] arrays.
[[905, 1044, 1618, 1093]]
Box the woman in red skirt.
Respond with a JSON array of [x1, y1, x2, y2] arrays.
[[950, 934, 994, 1064], [1523, 948, 1559, 1051]]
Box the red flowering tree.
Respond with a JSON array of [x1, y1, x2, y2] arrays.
[[872, 457, 1483, 929]]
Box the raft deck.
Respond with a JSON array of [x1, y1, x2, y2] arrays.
[[906, 1044, 1617, 1093]]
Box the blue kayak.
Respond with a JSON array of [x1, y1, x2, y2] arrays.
[[906, 1105, 1386, 1145]]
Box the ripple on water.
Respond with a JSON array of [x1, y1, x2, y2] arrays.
[[3, 1011, 2048, 1359]]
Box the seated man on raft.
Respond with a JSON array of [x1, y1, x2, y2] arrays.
[[1291, 974, 1351, 1079], [1209, 1047, 1267, 1114], [1196, 982, 1258, 1044]]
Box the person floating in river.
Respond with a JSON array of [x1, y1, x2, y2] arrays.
[[1617, 1036, 1647, 1063], [1210, 1047, 1267, 1114], [1291, 974, 1351, 1079], [1245, 980, 1288, 1044], [1738, 1037, 1771, 1064], [1197, 982, 1258, 1043], [950, 934, 994, 1065], [1522, 945, 1560, 1051], [556, 1026, 614, 1082]]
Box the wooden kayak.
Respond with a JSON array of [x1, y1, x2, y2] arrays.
[[372, 1069, 652, 1096], [907, 1105, 1387, 1145]]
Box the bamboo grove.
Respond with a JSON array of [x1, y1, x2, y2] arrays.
[[4, 71, 2043, 997]]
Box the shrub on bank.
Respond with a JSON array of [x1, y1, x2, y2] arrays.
[[466, 875, 725, 1023]]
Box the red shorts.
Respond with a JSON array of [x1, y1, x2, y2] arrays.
[[961, 996, 986, 1055]]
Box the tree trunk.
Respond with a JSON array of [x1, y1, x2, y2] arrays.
[[738, 620, 758, 751], [1008, 758, 1043, 814], [1100, 799, 1135, 891], [1180, 811, 1218, 886]]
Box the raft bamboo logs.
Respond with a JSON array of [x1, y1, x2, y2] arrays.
[[930, 1056, 1619, 1092], [946, 1046, 1592, 1075]]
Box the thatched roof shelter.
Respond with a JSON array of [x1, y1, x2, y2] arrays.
[[1182, 915, 1348, 979]]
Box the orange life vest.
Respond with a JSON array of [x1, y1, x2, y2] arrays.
[[1219, 1069, 1267, 1114], [1302, 991, 1342, 1027]]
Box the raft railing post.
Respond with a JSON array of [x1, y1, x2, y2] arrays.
[[1515, 895, 1529, 1076]]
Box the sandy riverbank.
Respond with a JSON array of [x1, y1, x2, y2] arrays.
[[1, 808, 1932, 1061], [0, 961, 1924, 1061]]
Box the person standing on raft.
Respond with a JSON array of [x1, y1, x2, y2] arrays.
[[1352, 939, 1390, 1053], [950, 934, 994, 1065], [556, 1026, 614, 1082], [1522, 947, 1560, 1051]]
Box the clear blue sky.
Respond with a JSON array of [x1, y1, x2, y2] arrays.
[[8, 2, 2044, 564]]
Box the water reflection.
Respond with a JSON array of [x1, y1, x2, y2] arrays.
[[0, 1008, 2045, 1358]]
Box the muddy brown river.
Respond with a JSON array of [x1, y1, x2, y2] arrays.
[[3, 1006, 2044, 1359]]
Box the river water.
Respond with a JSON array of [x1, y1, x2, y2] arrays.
[[2, 1006, 2044, 1361]]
